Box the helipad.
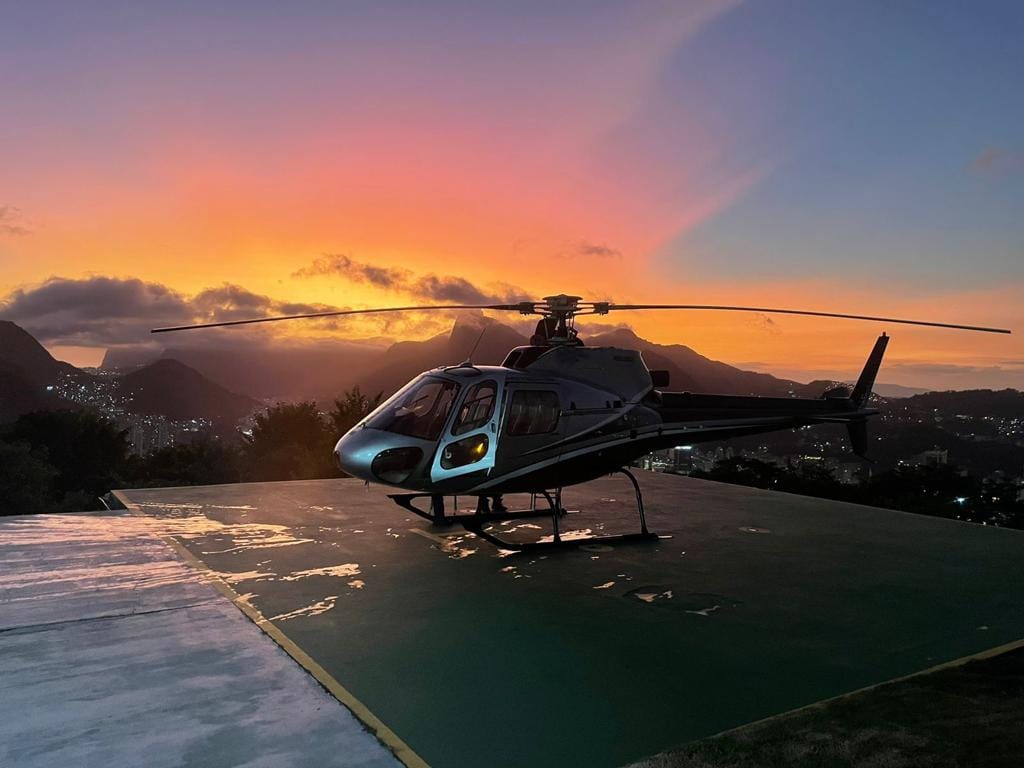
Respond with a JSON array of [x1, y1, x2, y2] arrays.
[[110, 472, 1023, 768]]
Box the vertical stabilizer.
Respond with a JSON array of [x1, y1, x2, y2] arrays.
[[851, 334, 889, 409], [847, 420, 870, 459]]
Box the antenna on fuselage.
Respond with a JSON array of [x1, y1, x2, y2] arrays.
[[461, 323, 488, 366]]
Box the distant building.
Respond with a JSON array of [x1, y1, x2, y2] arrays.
[[909, 448, 949, 467]]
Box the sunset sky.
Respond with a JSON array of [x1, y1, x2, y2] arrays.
[[2, 1, 1022, 389]]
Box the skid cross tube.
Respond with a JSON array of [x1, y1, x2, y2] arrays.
[[389, 491, 563, 526], [460, 468, 659, 552]]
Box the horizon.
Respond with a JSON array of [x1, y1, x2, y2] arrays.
[[5, 315, 991, 398], [2, 1, 1023, 390]]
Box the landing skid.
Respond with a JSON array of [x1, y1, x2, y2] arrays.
[[389, 468, 659, 552], [389, 490, 563, 526]]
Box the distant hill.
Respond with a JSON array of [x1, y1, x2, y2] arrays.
[[899, 389, 1024, 418], [586, 327, 801, 396], [103, 339, 386, 403], [98, 318, 859, 402], [116, 358, 260, 422], [0, 321, 85, 421], [357, 318, 529, 397], [866, 382, 930, 399], [0, 320, 87, 386], [0, 360, 69, 422]]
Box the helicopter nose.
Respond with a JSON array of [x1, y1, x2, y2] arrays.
[[334, 428, 378, 481], [334, 427, 427, 487]]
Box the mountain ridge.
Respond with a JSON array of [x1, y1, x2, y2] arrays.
[[116, 358, 260, 422]]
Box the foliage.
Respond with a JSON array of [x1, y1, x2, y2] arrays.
[[0, 386, 382, 514], [234, 389, 382, 482], [329, 386, 382, 436], [240, 401, 337, 481], [124, 438, 241, 487], [0, 440, 59, 515], [1, 409, 129, 511]]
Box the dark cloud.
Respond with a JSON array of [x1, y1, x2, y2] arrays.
[[411, 275, 524, 305], [293, 252, 529, 304], [0, 205, 32, 236], [193, 284, 333, 322], [573, 241, 622, 259], [292, 253, 408, 288], [969, 147, 1024, 177], [0, 276, 342, 346]]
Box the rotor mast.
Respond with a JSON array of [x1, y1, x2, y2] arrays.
[[522, 294, 612, 345]]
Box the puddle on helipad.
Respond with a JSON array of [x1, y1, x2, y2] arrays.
[[537, 528, 593, 544], [625, 588, 740, 614], [440, 534, 478, 559], [627, 586, 674, 604], [279, 563, 361, 581], [216, 569, 275, 584], [269, 595, 340, 622]]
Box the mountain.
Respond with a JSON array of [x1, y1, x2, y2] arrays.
[[100, 318, 812, 401], [0, 320, 87, 386], [585, 327, 801, 396], [116, 359, 260, 422], [0, 360, 68, 422], [103, 339, 386, 403], [866, 382, 930, 399], [899, 389, 1024, 418], [358, 318, 529, 397], [0, 321, 84, 421]]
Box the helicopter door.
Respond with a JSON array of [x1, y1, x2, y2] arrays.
[[431, 378, 502, 482]]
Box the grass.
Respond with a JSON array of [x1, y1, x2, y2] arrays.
[[629, 646, 1024, 768]]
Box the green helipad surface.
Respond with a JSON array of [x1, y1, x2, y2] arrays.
[[115, 473, 1024, 768]]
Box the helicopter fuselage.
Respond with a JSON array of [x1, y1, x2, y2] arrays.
[[334, 343, 879, 496]]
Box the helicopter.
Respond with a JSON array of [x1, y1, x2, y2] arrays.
[[153, 294, 1010, 551]]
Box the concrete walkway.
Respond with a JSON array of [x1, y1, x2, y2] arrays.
[[0, 510, 400, 768]]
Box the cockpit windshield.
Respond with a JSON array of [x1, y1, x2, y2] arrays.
[[365, 377, 460, 440]]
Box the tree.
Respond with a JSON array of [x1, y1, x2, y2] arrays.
[[329, 386, 383, 436], [0, 440, 59, 515], [3, 409, 129, 504], [241, 401, 337, 481], [128, 439, 241, 487]]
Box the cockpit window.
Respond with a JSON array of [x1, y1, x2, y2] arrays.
[[366, 377, 460, 440], [452, 380, 497, 436]]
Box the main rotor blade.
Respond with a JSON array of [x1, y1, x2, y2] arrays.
[[606, 304, 1011, 334], [151, 303, 527, 333]]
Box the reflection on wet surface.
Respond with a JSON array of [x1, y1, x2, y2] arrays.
[[622, 588, 741, 615], [439, 534, 478, 560], [118, 499, 375, 620], [280, 563, 361, 581], [537, 528, 593, 544], [218, 569, 275, 584], [627, 586, 675, 604], [270, 595, 340, 622]]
